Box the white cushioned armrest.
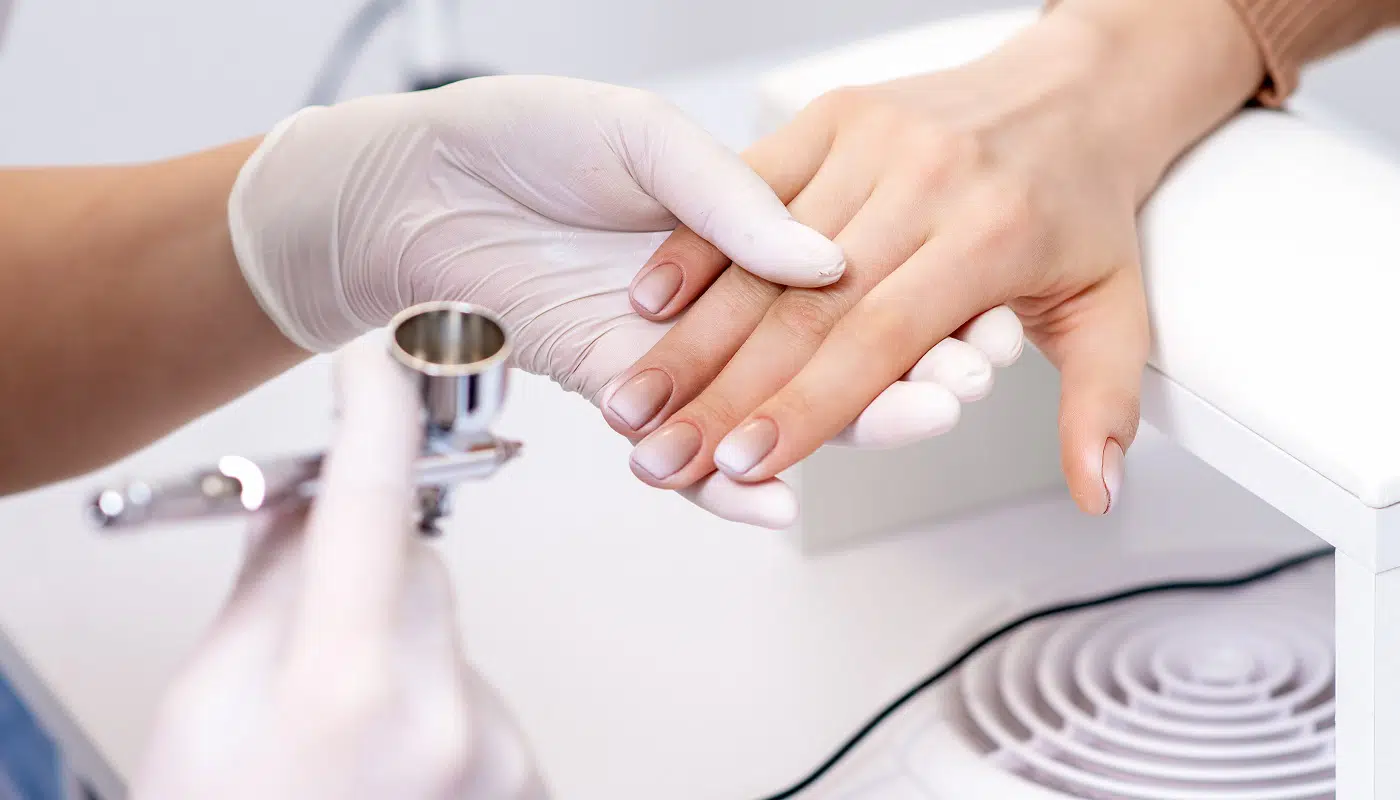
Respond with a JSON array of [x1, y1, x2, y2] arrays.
[[759, 7, 1400, 509], [1143, 112, 1400, 508]]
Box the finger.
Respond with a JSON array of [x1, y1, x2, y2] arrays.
[[629, 226, 733, 319], [394, 544, 467, 667], [1045, 270, 1149, 515], [955, 304, 1025, 367], [629, 101, 843, 320], [603, 137, 884, 438], [835, 305, 1022, 444], [829, 381, 961, 448], [293, 332, 422, 654], [626, 173, 930, 489], [626, 98, 845, 300], [712, 232, 999, 482], [581, 325, 801, 528], [678, 473, 799, 529], [225, 505, 307, 616], [905, 338, 994, 402], [605, 266, 780, 437], [191, 505, 309, 664]]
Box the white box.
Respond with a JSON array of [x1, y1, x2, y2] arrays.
[[785, 349, 1063, 553]]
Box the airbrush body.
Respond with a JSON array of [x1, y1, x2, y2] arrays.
[[90, 302, 519, 534]]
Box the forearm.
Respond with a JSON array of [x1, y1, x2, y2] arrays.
[[1003, 0, 1265, 205], [0, 139, 305, 494], [1030, 0, 1400, 202]]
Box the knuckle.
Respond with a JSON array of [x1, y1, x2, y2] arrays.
[[902, 127, 980, 188], [713, 266, 777, 316], [974, 175, 1045, 258], [993, 175, 1038, 227], [771, 292, 841, 343], [810, 85, 870, 118], [851, 99, 905, 140], [814, 86, 906, 140]]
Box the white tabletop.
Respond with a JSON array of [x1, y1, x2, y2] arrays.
[[0, 64, 1326, 800]]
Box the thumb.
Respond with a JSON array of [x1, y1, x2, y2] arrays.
[[621, 99, 845, 289], [292, 332, 423, 655], [1042, 271, 1150, 516]]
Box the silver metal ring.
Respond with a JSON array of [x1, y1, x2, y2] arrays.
[[388, 301, 511, 440]]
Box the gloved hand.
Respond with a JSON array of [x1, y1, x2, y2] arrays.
[[131, 335, 546, 800], [229, 75, 1023, 527]]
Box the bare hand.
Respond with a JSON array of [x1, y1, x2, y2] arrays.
[[603, 0, 1264, 515]]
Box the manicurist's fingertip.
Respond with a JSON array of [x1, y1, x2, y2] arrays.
[[738, 220, 846, 289], [680, 474, 798, 529]]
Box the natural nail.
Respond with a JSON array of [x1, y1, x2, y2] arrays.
[[631, 423, 702, 482], [1102, 439, 1125, 514], [714, 418, 779, 477], [606, 370, 673, 430], [632, 263, 683, 315]]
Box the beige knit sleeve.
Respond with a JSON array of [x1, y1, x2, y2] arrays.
[[1229, 0, 1400, 105], [1044, 0, 1400, 107]]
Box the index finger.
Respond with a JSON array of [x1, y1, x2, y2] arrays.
[[292, 333, 423, 653]]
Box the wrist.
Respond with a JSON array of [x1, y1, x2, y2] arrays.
[[1016, 0, 1265, 203]]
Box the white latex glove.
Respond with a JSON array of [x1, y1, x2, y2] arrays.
[[229, 75, 1023, 527], [132, 335, 545, 800]]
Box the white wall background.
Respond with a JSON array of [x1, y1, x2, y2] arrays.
[[0, 0, 1398, 165]]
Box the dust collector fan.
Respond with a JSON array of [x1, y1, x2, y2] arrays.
[[893, 554, 1336, 799]]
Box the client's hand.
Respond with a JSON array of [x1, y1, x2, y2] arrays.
[[231, 74, 1005, 528], [132, 337, 546, 800], [610, 0, 1265, 514]]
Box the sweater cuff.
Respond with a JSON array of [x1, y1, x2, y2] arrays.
[[1045, 0, 1400, 108], [1224, 0, 1398, 107]]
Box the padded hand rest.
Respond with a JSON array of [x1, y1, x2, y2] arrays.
[[1143, 111, 1400, 508]]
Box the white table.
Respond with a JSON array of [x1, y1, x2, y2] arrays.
[[0, 65, 1326, 800]]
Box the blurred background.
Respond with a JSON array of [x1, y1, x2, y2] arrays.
[[1, 0, 1399, 166]]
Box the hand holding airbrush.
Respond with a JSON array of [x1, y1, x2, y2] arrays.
[[89, 302, 519, 534]]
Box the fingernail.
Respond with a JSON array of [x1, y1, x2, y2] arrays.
[[631, 423, 702, 481], [1102, 439, 1124, 514], [606, 370, 673, 430], [632, 263, 683, 315], [714, 418, 779, 477]]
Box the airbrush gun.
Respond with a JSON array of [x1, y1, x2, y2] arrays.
[[89, 301, 518, 535]]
